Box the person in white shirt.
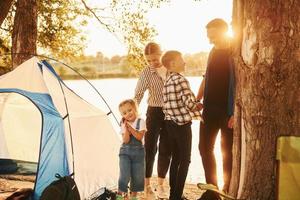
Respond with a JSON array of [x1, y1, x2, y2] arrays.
[[134, 42, 171, 199]]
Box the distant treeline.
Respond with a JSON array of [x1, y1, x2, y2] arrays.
[[45, 51, 209, 79]]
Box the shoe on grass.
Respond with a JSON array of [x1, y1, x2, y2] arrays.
[[157, 185, 168, 199], [144, 185, 156, 199]]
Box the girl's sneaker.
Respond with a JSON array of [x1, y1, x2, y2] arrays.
[[157, 185, 168, 199], [144, 185, 156, 199]]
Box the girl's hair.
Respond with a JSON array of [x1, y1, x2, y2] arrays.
[[144, 42, 162, 55], [118, 99, 138, 111]]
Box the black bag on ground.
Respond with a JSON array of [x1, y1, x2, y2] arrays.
[[89, 187, 116, 200], [40, 173, 80, 200]]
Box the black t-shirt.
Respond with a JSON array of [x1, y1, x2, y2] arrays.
[[203, 48, 231, 118]]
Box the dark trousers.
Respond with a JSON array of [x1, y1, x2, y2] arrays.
[[199, 116, 233, 192], [165, 120, 192, 200], [145, 107, 171, 178]]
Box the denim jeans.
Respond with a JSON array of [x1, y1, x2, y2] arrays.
[[118, 144, 145, 192]]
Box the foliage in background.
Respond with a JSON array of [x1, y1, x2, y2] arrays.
[[0, 0, 175, 72], [51, 51, 208, 80], [0, 0, 14, 69], [110, 0, 170, 71], [0, 0, 89, 61], [0, 38, 11, 69], [37, 0, 89, 59], [84, 0, 170, 72]]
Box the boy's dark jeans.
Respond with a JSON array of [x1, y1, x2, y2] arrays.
[[145, 106, 171, 178], [165, 120, 192, 200], [199, 116, 233, 192]]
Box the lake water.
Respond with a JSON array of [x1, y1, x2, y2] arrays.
[[65, 77, 224, 187]]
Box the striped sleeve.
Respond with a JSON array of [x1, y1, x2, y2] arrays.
[[134, 69, 149, 105]]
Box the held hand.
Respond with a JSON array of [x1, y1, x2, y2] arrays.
[[125, 122, 135, 134], [196, 102, 203, 111], [228, 116, 234, 129], [124, 122, 131, 135], [192, 102, 203, 111]]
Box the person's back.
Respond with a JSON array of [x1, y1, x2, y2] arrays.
[[163, 73, 201, 124]]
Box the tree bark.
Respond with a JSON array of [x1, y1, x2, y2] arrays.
[[231, 0, 300, 199], [12, 0, 37, 68], [0, 0, 13, 27]]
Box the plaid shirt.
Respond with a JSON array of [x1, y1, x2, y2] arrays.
[[163, 72, 201, 125]]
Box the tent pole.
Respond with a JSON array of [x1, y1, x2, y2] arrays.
[[0, 53, 120, 126]]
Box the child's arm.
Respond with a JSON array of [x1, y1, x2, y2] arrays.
[[179, 77, 199, 111], [196, 77, 205, 101], [121, 122, 131, 144], [125, 122, 145, 141]]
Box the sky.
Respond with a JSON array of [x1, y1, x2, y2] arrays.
[[84, 0, 233, 57]]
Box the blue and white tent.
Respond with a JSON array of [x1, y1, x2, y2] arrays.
[[0, 57, 120, 199]]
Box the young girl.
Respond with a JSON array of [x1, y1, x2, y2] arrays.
[[117, 99, 146, 200]]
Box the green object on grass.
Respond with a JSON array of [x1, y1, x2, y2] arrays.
[[116, 194, 124, 200], [276, 136, 300, 200], [197, 183, 243, 200]]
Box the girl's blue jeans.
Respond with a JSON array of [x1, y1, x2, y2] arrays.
[[118, 145, 145, 192]]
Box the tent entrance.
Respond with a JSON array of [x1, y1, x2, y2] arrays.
[[0, 92, 42, 175]]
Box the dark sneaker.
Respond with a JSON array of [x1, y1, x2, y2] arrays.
[[181, 195, 188, 200], [197, 190, 221, 200]]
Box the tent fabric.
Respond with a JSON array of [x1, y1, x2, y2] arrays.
[[0, 92, 41, 162], [0, 57, 120, 199], [0, 57, 49, 93], [41, 59, 120, 197], [0, 89, 69, 200], [276, 136, 300, 200]]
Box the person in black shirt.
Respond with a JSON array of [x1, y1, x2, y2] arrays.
[[196, 18, 235, 195]]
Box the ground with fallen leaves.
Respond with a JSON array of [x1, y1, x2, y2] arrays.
[[0, 176, 204, 200]]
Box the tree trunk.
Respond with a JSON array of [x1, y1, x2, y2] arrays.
[[0, 0, 13, 26], [12, 0, 37, 67], [230, 0, 300, 199]]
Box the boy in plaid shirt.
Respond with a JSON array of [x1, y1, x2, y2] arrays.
[[161, 50, 202, 200]]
